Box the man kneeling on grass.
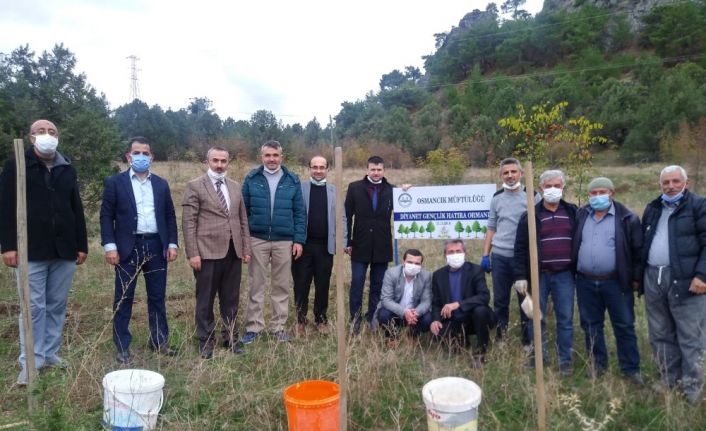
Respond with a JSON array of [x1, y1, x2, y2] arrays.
[[431, 239, 497, 365], [376, 248, 432, 347]]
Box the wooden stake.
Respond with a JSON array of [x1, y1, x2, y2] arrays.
[[14, 139, 37, 412], [334, 146, 348, 430], [525, 161, 546, 431]]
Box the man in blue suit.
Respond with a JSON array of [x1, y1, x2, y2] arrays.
[[100, 136, 179, 364]]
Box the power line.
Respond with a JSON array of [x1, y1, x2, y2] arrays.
[[127, 55, 140, 101]]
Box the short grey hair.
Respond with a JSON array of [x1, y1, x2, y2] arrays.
[[206, 146, 229, 160], [539, 169, 566, 187], [660, 165, 688, 182], [443, 239, 465, 253], [499, 157, 522, 174], [261, 140, 282, 153]]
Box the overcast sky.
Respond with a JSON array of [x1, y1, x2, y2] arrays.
[[1, 0, 543, 126]]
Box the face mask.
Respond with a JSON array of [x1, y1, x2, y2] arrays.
[[310, 177, 327, 186], [446, 253, 465, 269], [503, 182, 521, 190], [208, 168, 226, 181], [404, 263, 422, 277], [130, 154, 151, 173], [34, 134, 58, 155], [264, 166, 281, 175], [543, 187, 563, 203], [661, 187, 685, 204], [588, 194, 611, 211]]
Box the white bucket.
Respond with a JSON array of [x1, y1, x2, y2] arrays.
[[102, 369, 165, 430], [422, 377, 482, 431]]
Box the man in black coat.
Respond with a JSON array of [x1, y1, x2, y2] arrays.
[[344, 156, 394, 332], [431, 239, 496, 362], [0, 119, 88, 385]]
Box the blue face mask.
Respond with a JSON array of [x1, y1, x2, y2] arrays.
[[131, 154, 151, 173], [661, 190, 684, 204], [588, 194, 611, 211]]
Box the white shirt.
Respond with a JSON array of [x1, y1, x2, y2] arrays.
[[400, 277, 415, 310]]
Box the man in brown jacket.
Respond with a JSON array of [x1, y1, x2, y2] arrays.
[[183, 147, 251, 358]]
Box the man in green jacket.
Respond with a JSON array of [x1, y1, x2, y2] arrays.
[[241, 141, 306, 343]]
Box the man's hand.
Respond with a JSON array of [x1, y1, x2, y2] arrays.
[[189, 256, 202, 271], [689, 277, 706, 294], [440, 302, 460, 319], [2, 251, 17, 268], [166, 247, 178, 262], [480, 255, 491, 273], [344, 246, 352, 256], [404, 308, 418, 325], [292, 243, 303, 260], [105, 250, 120, 266], [243, 254, 251, 264], [513, 280, 528, 296], [401, 184, 412, 191], [430, 321, 443, 336], [76, 252, 87, 265]]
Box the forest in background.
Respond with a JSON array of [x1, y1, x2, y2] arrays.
[[1, 0, 706, 201]]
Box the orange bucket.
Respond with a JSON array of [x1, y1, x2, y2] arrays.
[[283, 380, 340, 431]]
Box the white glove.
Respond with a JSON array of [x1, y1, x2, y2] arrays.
[[513, 280, 528, 296]]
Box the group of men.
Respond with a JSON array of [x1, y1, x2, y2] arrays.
[[481, 158, 706, 404], [1, 120, 704, 406]]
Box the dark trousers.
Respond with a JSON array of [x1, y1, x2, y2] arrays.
[[378, 307, 432, 338], [491, 253, 530, 344], [350, 260, 388, 323], [291, 242, 333, 324], [576, 274, 640, 375], [435, 305, 496, 353], [195, 241, 242, 346], [113, 236, 169, 352]]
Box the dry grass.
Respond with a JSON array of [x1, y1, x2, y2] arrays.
[[1, 162, 704, 430]]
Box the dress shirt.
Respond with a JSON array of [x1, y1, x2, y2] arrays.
[[400, 277, 415, 310], [577, 203, 616, 275], [209, 175, 230, 211]]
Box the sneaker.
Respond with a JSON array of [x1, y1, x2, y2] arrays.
[[240, 331, 260, 345], [624, 372, 644, 386], [45, 356, 69, 370], [273, 330, 292, 343], [16, 369, 28, 386], [230, 341, 245, 355], [559, 363, 573, 377]]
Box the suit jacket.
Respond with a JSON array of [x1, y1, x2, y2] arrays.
[[301, 180, 347, 255], [378, 264, 432, 318], [344, 176, 394, 263], [431, 262, 490, 322], [182, 174, 251, 260], [99, 170, 178, 262]]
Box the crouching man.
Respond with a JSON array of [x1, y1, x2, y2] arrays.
[[431, 239, 496, 364]]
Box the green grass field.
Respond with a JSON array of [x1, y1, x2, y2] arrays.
[[1, 162, 704, 430]]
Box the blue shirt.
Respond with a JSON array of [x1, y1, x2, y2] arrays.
[[577, 203, 616, 275]]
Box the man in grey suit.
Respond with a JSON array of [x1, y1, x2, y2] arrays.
[[377, 248, 432, 345], [292, 155, 345, 336]]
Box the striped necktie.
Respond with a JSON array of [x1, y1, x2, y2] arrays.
[[215, 179, 229, 216]]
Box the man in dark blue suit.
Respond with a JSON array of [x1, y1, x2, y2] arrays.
[[100, 136, 179, 364]]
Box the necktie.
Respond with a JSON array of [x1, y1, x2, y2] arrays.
[[372, 186, 378, 212], [215, 180, 229, 216]]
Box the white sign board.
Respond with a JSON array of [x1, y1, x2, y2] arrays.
[[393, 184, 496, 240]]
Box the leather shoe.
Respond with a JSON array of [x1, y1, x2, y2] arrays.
[[151, 345, 177, 356], [116, 350, 131, 364], [200, 343, 214, 359], [231, 341, 245, 355]]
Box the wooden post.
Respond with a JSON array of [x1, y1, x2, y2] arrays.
[[525, 161, 546, 431], [334, 146, 348, 430], [14, 139, 37, 411]]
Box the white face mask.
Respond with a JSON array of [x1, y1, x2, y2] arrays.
[[207, 168, 226, 181], [403, 263, 422, 277], [34, 134, 59, 155], [446, 253, 465, 269], [542, 186, 563, 203], [503, 182, 521, 190]]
